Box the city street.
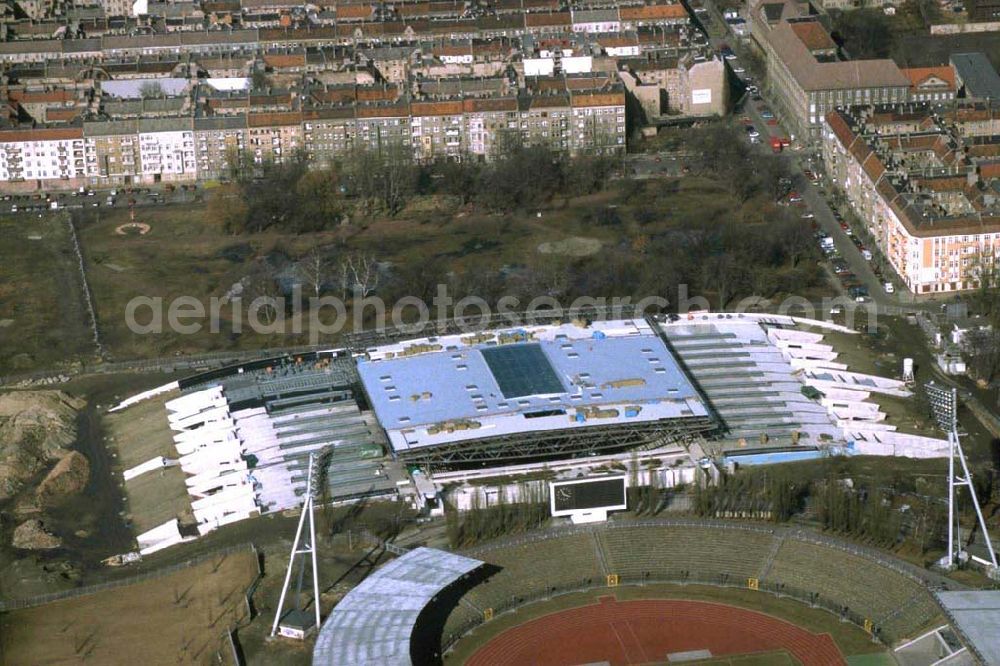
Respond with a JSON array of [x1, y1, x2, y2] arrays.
[[4, 184, 201, 216], [695, 0, 937, 312]]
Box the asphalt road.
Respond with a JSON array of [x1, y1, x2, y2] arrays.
[[4, 185, 201, 216], [696, 1, 945, 314]]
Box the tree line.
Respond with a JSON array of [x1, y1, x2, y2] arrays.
[[211, 141, 621, 234], [444, 484, 550, 549]]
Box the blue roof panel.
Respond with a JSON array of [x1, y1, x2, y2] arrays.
[[358, 333, 699, 432]]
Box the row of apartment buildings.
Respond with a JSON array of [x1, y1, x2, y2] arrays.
[[747, 0, 968, 142], [0, 0, 728, 187], [0, 4, 692, 63], [0, 83, 626, 186], [823, 104, 1000, 294]]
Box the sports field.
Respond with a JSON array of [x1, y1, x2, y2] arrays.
[[447, 585, 889, 666]]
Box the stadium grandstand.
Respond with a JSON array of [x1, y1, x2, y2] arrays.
[[306, 520, 957, 665], [439, 520, 947, 650], [934, 591, 1000, 664], [356, 318, 716, 468], [660, 315, 841, 444], [150, 350, 395, 541], [114, 311, 937, 555], [312, 547, 485, 666]]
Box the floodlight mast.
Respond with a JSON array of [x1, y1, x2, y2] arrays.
[[271, 452, 323, 637], [926, 384, 998, 572]]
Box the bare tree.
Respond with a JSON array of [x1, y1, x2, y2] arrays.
[[245, 260, 282, 326], [299, 247, 329, 299], [339, 252, 381, 299], [139, 80, 165, 99]]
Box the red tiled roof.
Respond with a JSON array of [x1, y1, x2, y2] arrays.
[[398, 2, 430, 16], [619, 4, 687, 20], [463, 97, 517, 112], [263, 53, 306, 67], [529, 94, 570, 108], [45, 107, 83, 121], [525, 11, 571, 26], [0, 127, 84, 142], [247, 111, 302, 126], [901, 65, 956, 91], [410, 100, 464, 116], [336, 4, 374, 19], [355, 104, 409, 118], [571, 91, 624, 107], [8, 89, 75, 104], [789, 20, 835, 51], [433, 44, 472, 56], [980, 161, 1000, 179]]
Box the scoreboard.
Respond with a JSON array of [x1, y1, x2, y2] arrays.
[[549, 476, 627, 522]]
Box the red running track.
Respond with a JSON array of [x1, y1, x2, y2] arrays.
[[466, 596, 846, 666]]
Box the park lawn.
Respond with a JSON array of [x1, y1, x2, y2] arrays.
[[72, 177, 757, 361], [0, 214, 94, 376], [444, 584, 887, 664]]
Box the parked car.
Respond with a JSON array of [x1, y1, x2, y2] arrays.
[[760, 109, 775, 120], [884, 282, 895, 294], [787, 191, 802, 203]]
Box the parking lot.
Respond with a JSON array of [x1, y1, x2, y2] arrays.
[[3, 184, 201, 216]]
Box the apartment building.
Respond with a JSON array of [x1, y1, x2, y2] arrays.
[[620, 53, 726, 117], [137, 118, 197, 180], [749, 1, 910, 141], [194, 115, 247, 179], [0, 0, 676, 187], [0, 127, 89, 182], [902, 66, 957, 103], [823, 106, 1000, 294], [247, 111, 302, 163]]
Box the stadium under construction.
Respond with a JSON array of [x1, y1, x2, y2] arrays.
[[113, 311, 944, 552]]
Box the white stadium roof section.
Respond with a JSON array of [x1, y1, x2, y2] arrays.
[[936, 590, 1000, 664], [660, 314, 842, 444], [356, 319, 708, 452], [312, 547, 483, 666]]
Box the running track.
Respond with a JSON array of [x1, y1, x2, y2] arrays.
[[466, 596, 846, 666]]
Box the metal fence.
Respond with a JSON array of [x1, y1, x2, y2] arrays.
[[0, 542, 258, 612]]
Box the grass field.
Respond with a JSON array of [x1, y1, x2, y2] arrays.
[[445, 584, 888, 664], [0, 214, 94, 375], [0, 547, 260, 665]]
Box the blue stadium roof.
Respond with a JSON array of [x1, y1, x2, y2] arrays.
[[357, 320, 707, 452]]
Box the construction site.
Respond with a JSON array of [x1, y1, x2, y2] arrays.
[[94, 312, 971, 558]]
